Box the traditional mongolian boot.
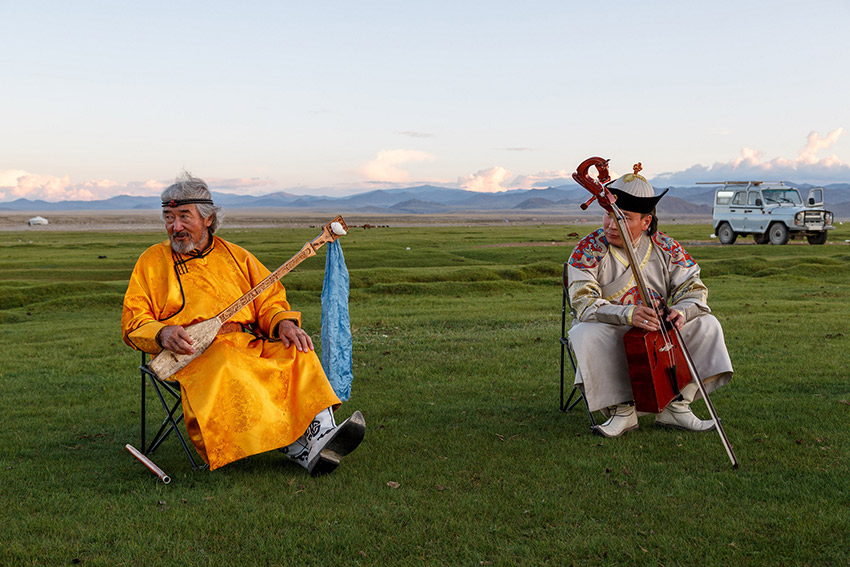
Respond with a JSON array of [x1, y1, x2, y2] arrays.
[[280, 431, 311, 468], [655, 399, 715, 432], [592, 403, 638, 438], [281, 408, 366, 476]]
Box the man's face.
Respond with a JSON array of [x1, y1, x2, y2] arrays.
[[603, 209, 651, 248], [163, 204, 212, 254]]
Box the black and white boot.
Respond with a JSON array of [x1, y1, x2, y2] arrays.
[[281, 408, 366, 476]]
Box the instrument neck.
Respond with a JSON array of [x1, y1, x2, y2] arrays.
[[610, 204, 653, 308]]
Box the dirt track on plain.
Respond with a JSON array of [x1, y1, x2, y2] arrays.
[[0, 209, 713, 232]]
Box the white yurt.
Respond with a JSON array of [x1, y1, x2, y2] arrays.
[[27, 216, 49, 226]]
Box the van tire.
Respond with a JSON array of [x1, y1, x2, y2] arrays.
[[753, 232, 770, 244], [717, 223, 737, 245], [807, 232, 828, 245], [768, 223, 789, 245]]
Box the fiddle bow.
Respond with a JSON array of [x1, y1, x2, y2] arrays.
[[572, 157, 739, 468]]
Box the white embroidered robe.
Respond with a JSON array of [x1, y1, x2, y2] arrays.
[[567, 229, 733, 412]]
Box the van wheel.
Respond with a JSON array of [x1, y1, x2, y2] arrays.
[[768, 223, 789, 245], [807, 232, 828, 245], [717, 223, 737, 245], [753, 233, 770, 245]]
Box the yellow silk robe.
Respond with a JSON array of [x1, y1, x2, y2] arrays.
[[122, 235, 340, 470]]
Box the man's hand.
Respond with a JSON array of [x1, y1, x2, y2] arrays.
[[632, 305, 660, 331], [277, 320, 314, 352], [158, 325, 195, 355], [632, 305, 685, 331], [665, 308, 685, 330]]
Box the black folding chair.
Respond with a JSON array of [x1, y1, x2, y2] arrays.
[[139, 352, 207, 470], [559, 262, 596, 427]]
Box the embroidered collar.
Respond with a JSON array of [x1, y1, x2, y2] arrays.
[[171, 233, 216, 274]]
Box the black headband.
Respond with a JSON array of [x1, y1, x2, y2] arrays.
[[161, 198, 215, 208]]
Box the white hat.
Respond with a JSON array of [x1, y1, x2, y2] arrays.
[[606, 163, 667, 213]]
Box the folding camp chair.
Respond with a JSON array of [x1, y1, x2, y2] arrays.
[[559, 262, 596, 427], [139, 352, 207, 470]]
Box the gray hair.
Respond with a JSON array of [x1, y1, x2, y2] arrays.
[[160, 171, 223, 233]]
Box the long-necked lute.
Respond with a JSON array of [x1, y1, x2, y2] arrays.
[[148, 215, 348, 380], [572, 157, 738, 468]]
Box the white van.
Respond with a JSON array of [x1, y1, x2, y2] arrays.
[[702, 181, 834, 245]]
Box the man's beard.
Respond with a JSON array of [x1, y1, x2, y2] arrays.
[[170, 232, 206, 254]]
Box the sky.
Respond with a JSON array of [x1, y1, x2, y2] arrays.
[[2, 0, 849, 202]]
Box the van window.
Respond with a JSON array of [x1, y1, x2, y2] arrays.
[[748, 192, 761, 205], [762, 189, 802, 204], [732, 191, 747, 205], [715, 190, 734, 205]]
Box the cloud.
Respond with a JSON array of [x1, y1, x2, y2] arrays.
[[0, 171, 79, 201], [0, 170, 170, 202], [652, 129, 850, 186], [508, 169, 574, 189], [203, 177, 278, 193], [458, 166, 514, 192], [0, 171, 293, 203], [799, 128, 845, 164], [142, 179, 167, 191], [0, 169, 29, 188], [457, 168, 575, 192], [396, 130, 433, 138], [359, 149, 436, 183], [4, 129, 846, 202]]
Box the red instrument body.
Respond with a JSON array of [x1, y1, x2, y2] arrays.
[[624, 327, 692, 413], [572, 157, 690, 413]]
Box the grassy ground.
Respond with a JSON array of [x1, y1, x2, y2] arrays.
[[1, 222, 849, 566]]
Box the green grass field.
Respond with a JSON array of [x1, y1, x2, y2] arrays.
[[1, 222, 849, 566]]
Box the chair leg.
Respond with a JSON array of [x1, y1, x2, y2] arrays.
[[560, 262, 596, 428], [564, 385, 580, 411], [146, 376, 205, 470], [582, 390, 596, 428], [559, 340, 567, 412], [146, 383, 182, 453], [140, 358, 146, 451], [560, 355, 596, 427], [560, 336, 585, 412], [563, 345, 582, 410], [139, 354, 208, 471], [559, 266, 570, 412]]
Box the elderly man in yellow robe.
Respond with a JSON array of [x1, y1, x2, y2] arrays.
[[122, 173, 365, 474]]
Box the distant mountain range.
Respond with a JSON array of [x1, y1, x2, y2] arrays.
[[3, 182, 850, 217]]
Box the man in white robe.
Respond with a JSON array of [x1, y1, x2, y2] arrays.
[[567, 165, 733, 437]]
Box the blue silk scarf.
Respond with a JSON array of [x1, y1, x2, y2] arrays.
[[320, 240, 353, 401]]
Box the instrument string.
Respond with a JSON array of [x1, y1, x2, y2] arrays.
[[613, 203, 678, 372]]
